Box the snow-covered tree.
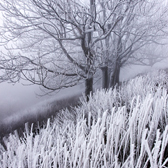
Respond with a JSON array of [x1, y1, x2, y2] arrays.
[[0, 0, 124, 100], [96, 0, 168, 88], [0, 0, 167, 98]]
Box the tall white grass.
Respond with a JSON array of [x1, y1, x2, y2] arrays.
[[0, 70, 168, 168]]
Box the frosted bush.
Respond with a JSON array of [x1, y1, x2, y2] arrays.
[[121, 69, 168, 100]]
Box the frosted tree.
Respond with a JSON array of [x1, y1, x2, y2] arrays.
[[0, 0, 125, 100], [0, 0, 98, 100], [96, 0, 168, 89], [0, 0, 167, 99]]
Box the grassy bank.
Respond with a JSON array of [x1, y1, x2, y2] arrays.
[[0, 70, 168, 167]]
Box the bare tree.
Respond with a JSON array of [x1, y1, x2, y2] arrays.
[[96, 0, 168, 89], [0, 0, 125, 100], [0, 0, 97, 100], [0, 0, 167, 100]]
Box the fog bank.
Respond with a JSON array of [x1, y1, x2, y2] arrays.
[[0, 58, 168, 120]]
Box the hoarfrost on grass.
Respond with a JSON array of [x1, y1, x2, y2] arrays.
[[0, 70, 168, 168]]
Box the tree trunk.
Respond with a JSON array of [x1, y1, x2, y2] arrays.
[[109, 62, 121, 88], [85, 77, 93, 102], [101, 66, 108, 89]]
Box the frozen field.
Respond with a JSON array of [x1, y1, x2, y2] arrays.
[[0, 69, 168, 167]]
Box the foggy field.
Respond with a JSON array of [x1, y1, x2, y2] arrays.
[[0, 69, 168, 168], [1, 60, 167, 123], [0, 82, 83, 116], [0, 91, 82, 137]]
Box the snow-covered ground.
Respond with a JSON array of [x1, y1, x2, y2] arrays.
[[0, 69, 168, 167]]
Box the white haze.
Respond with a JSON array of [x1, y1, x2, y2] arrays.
[[0, 81, 83, 120], [0, 57, 168, 121]]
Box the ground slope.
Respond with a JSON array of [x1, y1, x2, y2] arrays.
[[0, 69, 168, 168]]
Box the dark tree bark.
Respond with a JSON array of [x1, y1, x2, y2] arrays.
[[109, 61, 121, 88], [85, 77, 93, 102], [101, 66, 109, 89], [82, 0, 95, 102]]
